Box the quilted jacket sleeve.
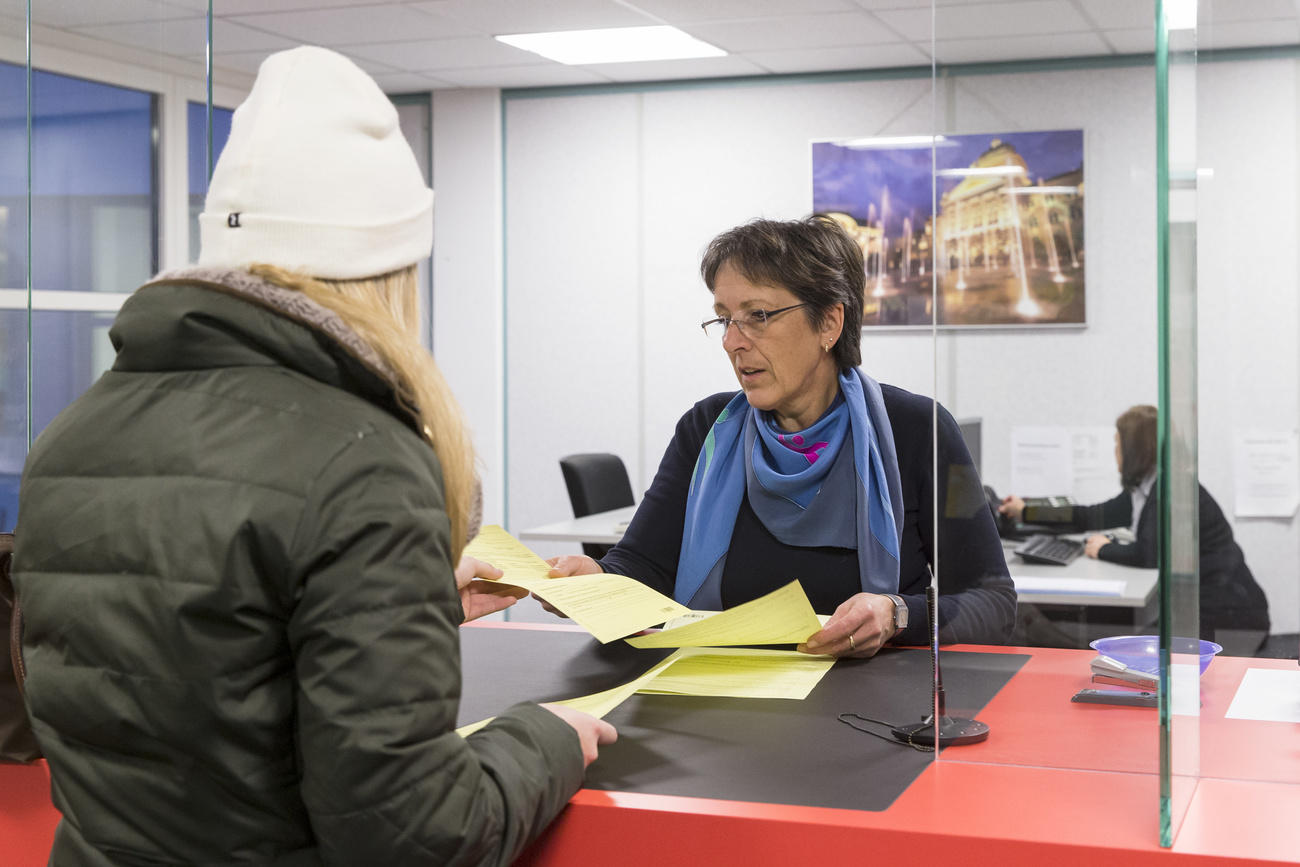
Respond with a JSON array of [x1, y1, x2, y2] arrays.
[[286, 428, 584, 866]]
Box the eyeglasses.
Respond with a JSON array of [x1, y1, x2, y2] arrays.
[[700, 303, 809, 339]]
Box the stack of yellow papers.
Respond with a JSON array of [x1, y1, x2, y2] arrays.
[[457, 646, 835, 737], [637, 647, 834, 700]]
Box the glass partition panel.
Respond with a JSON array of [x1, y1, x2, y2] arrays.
[[186, 100, 232, 262], [929, 0, 1168, 808], [1167, 0, 1300, 848], [0, 54, 27, 531]]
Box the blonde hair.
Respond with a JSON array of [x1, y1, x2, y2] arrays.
[[249, 263, 474, 560]]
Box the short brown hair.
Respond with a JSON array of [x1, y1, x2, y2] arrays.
[[700, 216, 864, 369], [1117, 404, 1158, 490]]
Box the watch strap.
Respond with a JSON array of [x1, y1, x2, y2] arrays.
[[884, 594, 908, 631]]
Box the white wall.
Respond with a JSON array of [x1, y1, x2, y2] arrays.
[[480, 61, 1298, 633], [1196, 58, 1300, 633]]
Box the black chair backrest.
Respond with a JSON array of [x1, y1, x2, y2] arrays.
[[559, 453, 635, 518], [559, 454, 635, 559]]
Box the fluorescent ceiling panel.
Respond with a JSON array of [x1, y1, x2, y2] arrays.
[[496, 25, 725, 65]]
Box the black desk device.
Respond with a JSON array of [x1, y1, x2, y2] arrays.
[[891, 586, 991, 747], [1014, 534, 1084, 566]]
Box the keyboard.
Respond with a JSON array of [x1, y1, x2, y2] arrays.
[[1014, 534, 1084, 566]]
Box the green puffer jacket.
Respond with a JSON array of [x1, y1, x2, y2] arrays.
[[13, 268, 583, 866]]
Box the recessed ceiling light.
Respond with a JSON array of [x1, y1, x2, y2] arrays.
[[496, 25, 726, 66]]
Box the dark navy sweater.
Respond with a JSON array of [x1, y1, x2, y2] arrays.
[[600, 383, 1016, 646]]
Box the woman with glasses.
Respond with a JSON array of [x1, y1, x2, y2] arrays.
[[547, 216, 1015, 656]]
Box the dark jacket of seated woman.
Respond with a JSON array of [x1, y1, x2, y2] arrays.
[[1024, 483, 1271, 647]]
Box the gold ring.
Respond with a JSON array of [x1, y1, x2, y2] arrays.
[[848, 634, 855, 651]]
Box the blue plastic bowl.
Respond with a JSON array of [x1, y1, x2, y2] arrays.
[[1089, 635, 1223, 676]]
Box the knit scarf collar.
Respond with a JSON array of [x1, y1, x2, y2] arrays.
[[673, 368, 903, 609]]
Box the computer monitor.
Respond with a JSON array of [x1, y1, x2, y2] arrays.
[[956, 417, 981, 477]]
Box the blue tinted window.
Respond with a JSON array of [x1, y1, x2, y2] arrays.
[[0, 61, 157, 530]]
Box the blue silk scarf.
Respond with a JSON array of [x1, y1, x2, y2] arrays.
[[673, 368, 903, 608]]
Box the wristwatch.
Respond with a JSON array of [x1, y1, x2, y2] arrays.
[[884, 594, 908, 634]]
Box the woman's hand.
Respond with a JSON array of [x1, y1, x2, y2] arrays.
[[998, 494, 1026, 522], [533, 555, 605, 618], [539, 704, 618, 768], [1084, 534, 1111, 559], [454, 555, 525, 622], [798, 592, 895, 658]]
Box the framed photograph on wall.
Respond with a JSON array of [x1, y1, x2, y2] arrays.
[[811, 129, 1084, 328]]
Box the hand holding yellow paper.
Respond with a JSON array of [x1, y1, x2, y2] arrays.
[[625, 580, 822, 648], [463, 526, 689, 643]]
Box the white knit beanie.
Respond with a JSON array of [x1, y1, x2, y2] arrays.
[[198, 46, 433, 280]]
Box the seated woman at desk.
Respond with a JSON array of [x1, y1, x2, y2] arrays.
[[548, 216, 1016, 656], [999, 404, 1270, 650]]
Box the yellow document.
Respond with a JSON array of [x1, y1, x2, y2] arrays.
[[463, 525, 689, 643], [463, 524, 553, 580], [636, 646, 835, 700], [625, 580, 821, 648], [456, 652, 682, 738]]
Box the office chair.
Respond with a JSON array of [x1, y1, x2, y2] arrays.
[[558, 453, 635, 559]]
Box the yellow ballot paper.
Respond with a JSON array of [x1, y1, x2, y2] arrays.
[[463, 525, 689, 643], [456, 652, 682, 738], [625, 580, 821, 648], [636, 646, 835, 700]]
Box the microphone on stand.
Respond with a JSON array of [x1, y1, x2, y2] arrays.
[[891, 584, 990, 747]]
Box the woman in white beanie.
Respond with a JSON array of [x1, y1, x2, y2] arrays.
[[12, 46, 612, 866]]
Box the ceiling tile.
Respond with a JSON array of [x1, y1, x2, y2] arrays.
[[1200, 18, 1300, 49], [343, 35, 535, 71], [745, 42, 930, 73], [1101, 28, 1152, 55], [409, 0, 653, 34], [878, 1, 1092, 42], [687, 12, 900, 52], [370, 71, 457, 93], [933, 30, 1110, 64], [226, 4, 476, 45], [1074, 0, 1154, 31], [435, 64, 613, 89], [19, 0, 193, 28], [209, 0, 389, 12], [1203, 0, 1299, 23], [855, 0, 1052, 7], [625, 0, 858, 24], [584, 54, 769, 83], [68, 16, 296, 57]]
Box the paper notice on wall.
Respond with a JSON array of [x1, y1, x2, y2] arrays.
[[1070, 426, 1119, 504], [1233, 430, 1299, 518], [1010, 427, 1073, 497]]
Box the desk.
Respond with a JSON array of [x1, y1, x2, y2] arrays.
[[518, 504, 637, 546], [519, 506, 1159, 614], [1005, 540, 1158, 610], [4, 624, 1298, 865], [467, 622, 1298, 865]]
